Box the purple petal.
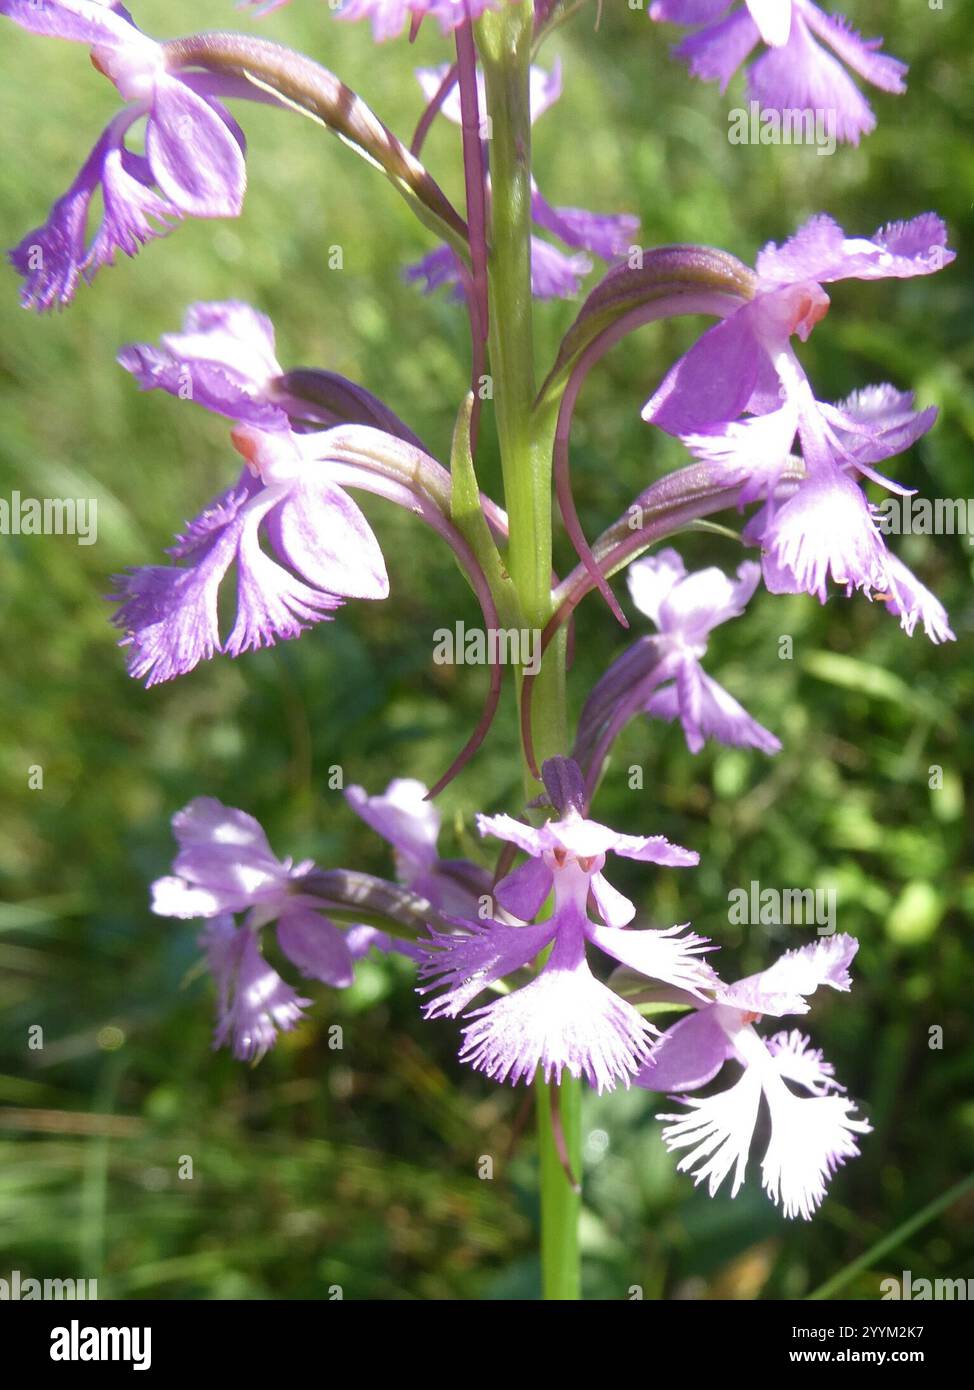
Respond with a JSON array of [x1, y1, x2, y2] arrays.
[[722, 933, 859, 1017], [8, 126, 111, 311], [419, 918, 556, 1018], [171, 795, 276, 856], [224, 502, 344, 658], [494, 857, 553, 922], [646, 658, 781, 755], [587, 921, 717, 995], [110, 493, 244, 685], [657, 560, 762, 641], [529, 236, 592, 299], [673, 6, 761, 91], [589, 871, 636, 928], [404, 245, 465, 299], [531, 186, 639, 260], [760, 468, 891, 603], [747, 14, 878, 146], [822, 386, 937, 471], [681, 404, 799, 504], [608, 831, 700, 868], [266, 476, 389, 601], [209, 924, 310, 1062], [635, 1006, 733, 1091], [119, 299, 286, 428], [277, 906, 355, 987], [345, 778, 440, 872], [882, 554, 955, 644], [84, 146, 180, 281], [0, 0, 154, 50], [147, 76, 246, 218], [755, 212, 847, 286], [626, 549, 688, 626], [476, 813, 547, 859], [344, 922, 425, 964], [800, 2, 907, 94], [759, 212, 955, 286], [649, 0, 734, 22], [642, 306, 764, 435]]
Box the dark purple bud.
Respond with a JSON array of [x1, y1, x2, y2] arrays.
[[541, 756, 587, 817]]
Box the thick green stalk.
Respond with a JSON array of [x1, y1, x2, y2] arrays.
[[536, 1076, 583, 1299], [477, 3, 579, 1302], [478, 5, 565, 772]]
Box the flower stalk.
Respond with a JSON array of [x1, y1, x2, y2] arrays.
[[476, 1, 576, 1300]]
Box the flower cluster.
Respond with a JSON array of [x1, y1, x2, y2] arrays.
[[3, 0, 956, 1233], [152, 757, 871, 1217], [642, 213, 956, 639]]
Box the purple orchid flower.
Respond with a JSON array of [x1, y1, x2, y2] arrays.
[[419, 758, 715, 1093], [575, 549, 780, 793], [643, 213, 956, 639], [650, 0, 907, 145], [636, 933, 871, 1219], [115, 301, 509, 792], [345, 777, 494, 919], [111, 302, 401, 686], [408, 59, 639, 301], [110, 421, 390, 686], [153, 797, 383, 1060], [2, 0, 252, 309]]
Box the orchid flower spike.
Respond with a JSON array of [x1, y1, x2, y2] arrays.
[[152, 797, 406, 1061], [575, 549, 780, 790], [419, 757, 715, 1093], [2, 0, 251, 309], [637, 934, 871, 1219], [650, 0, 907, 145], [408, 59, 639, 301], [643, 213, 956, 641]]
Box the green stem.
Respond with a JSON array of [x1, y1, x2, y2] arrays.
[[478, 5, 565, 776], [477, 2, 579, 1302], [536, 1075, 583, 1299]]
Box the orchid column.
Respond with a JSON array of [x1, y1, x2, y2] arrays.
[[474, 3, 579, 1301]]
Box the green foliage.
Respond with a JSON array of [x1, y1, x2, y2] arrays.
[[0, 0, 971, 1298]]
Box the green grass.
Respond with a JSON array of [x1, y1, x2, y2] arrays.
[[0, 0, 972, 1298]]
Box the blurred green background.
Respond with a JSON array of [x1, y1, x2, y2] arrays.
[[1, 0, 972, 1300]]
